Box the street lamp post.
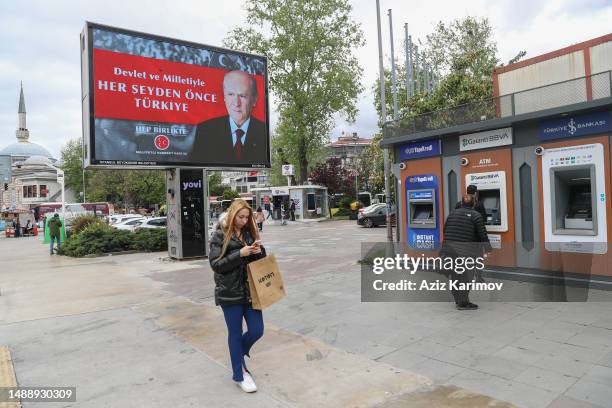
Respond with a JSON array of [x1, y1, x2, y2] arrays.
[[354, 140, 358, 201]]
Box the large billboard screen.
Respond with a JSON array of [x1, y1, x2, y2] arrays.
[[81, 22, 270, 169]]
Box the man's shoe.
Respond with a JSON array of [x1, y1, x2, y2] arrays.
[[236, 372, 257, 393], [456, 302, 478, 310]]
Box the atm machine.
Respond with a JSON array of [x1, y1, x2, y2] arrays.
[[541, 143, 607, 254], [407, 189, 436, 228], [465, 171, 509, 233], [405, 175, 440, 250]]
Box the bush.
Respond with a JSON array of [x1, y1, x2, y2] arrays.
[[339, 197, 354, 209], [335, 207, 352, 216], [69, 215, 104, 235], [132, 228, 168, 252], [58, 223, 167, 257]]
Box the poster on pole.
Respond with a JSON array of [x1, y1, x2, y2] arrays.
[[81, 22, 270, 169]]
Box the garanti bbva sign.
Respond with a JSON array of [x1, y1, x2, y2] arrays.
[[459, 127, 513, 151]]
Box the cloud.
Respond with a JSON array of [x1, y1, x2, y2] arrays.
[[0, 0, 610, 157]]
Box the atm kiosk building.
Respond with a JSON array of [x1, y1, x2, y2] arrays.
[[382, 33, 612, 277]]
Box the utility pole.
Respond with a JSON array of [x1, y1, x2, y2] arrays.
[[388, 9, 398, 122], [376, 0, 393, 242], [405, 24, 412, 100]]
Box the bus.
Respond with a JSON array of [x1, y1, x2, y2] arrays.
[[32, 202, 114, 223]]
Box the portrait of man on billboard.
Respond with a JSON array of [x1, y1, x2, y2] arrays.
[[191, 70, 267, 166]]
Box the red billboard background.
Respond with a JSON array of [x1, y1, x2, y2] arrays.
[[93, 48, 267, 125]]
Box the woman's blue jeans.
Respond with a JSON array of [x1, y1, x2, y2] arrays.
[[221, 303, 264, 382]]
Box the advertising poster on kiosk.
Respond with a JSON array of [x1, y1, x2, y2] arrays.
[[405, 174, 440, 250], [81, 22, 270, 169]]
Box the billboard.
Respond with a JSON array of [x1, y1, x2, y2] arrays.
[[81, 22, 270, 169]]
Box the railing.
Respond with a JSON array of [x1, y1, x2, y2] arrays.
[[384, 70, 612, 139]]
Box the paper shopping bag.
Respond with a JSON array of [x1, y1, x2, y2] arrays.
[[247, 254, 286, 310]]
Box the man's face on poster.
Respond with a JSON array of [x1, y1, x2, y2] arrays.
[[223, 71, 258, 127]]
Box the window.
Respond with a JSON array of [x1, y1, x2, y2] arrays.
[[149, 218, 166, 226], [39, 185, 48, 198], [307, 193, 316, 211], [22, 185, 37, 198]]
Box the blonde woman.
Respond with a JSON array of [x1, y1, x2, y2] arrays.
[[209, 199, 266, 393]]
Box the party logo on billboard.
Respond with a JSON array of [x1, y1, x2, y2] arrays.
[[154, 134, 170, 150]]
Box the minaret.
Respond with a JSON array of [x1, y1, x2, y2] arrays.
[[16, 82, 30, 142]]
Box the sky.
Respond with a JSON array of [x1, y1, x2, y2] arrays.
[[0, 0, 611, 160]]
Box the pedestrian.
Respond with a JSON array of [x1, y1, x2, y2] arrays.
[[441, 194, 491, 310], [24, 219, 33, 235], [455, 185, 487, 220], [255, 206, 265, 232], [13, 218, 21, 238], [289, 199, 296, 221], [263, 195, 271, 219], [209, 199, 267, 393], [48, 213, 62, 255]]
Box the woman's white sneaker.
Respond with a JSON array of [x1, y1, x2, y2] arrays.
[[236, 372, 257, 393]]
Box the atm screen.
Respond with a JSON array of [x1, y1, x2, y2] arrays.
[[412, 204, 433, 221], [478, 190, 501, 226]]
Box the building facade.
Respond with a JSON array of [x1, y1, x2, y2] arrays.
[[382, 33, 612, 278]]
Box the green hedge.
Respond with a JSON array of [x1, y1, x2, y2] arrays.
[[58, 223, 167, 257], [334, 207, 352, 216]]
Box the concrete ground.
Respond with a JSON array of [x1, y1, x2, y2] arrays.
[[0, 220, 611, 407]]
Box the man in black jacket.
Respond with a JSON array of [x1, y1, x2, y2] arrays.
[[455, 185, 487, 221], [442, 194, 492, 310], [191, 70, 268, 166]]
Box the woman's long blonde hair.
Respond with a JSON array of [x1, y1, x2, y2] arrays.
[[217, 199, 260, 259]]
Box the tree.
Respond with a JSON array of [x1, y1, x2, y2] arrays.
[[208, 171, 226, 196], [60, 139, 166, 209], [86, 169, 165, 209], [374, 17, 503, 124], [226, 0, 365, 183], [356, 133, 385, 194], [222, 189, 241, 200], [309, 157, 355, 198], [60, 139, 85, 202]]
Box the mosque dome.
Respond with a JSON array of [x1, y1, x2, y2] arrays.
[[0, 141, 54, 160]]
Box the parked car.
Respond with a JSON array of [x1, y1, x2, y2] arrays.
[[113, 217, 146, 232], [357, 204, 396, 228], [358, 203, 385, 218], [134, 217, 167, 231], [107, 214, 143, 225]]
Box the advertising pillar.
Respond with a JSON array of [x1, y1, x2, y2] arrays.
[[166, 168, 208, 259]]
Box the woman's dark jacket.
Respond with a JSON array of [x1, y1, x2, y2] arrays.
[[209, 224, 266, 306]]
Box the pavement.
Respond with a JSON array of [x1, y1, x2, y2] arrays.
[[0, 221, 611, 407]]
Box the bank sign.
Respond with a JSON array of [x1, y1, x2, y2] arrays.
[[459, 127, 513, 151], [539, 111, 612, 141], [398, 139, 441, 160]]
